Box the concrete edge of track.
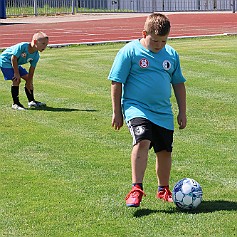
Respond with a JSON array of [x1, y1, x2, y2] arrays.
[[1, 33, 236, 51], [46, 32, 237, 49]]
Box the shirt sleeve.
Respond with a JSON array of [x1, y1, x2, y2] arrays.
[[11, 43, 24, 58], [108, 45, 132, 84], [171, 52, 186, 84]]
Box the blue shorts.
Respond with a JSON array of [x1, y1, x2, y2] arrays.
[[0, 66, 28, 80], [127, 117, 174, 153]]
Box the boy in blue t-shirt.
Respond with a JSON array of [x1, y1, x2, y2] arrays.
[[108, 13, 187, 207], [0, 31, 48, 110]]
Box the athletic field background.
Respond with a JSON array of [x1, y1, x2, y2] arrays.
[[0, 35, 236, 236]]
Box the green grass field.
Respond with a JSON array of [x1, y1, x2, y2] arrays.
[[1, 36, 236, 237]]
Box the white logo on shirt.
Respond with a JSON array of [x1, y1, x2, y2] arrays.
[[27, 58, 33, 63], [21, 53, 26, 58], [163, 60, 171, 70], [139, 58, 149, 68]]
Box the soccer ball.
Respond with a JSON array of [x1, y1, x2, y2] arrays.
[[172, 178, 203, 210]]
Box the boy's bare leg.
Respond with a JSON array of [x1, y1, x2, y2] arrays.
[[125, 140, 150, 207], [131, 140, 150, 184], [156, 150, 172, 186], [156, 151, 173, 202]]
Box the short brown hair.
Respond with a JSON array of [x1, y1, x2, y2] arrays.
[[144, 13, 171, 36]]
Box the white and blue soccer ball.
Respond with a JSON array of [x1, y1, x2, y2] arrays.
[[172, 178, 203, 210]]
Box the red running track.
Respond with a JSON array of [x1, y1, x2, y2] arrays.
[[0, 13, 237, 48]]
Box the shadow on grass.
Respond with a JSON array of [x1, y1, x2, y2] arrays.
[[133, 208, 160, 217], [189, 200, 237, 213], [133, 200, 237, 217], [30, 106, 98, 112]]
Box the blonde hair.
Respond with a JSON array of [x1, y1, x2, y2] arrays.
[[144, 13, 170, 36], [32, 31, 48, 41]]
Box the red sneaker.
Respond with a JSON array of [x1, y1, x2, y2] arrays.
[[125, 186, 146, 207], [157, 187, 173, 202]]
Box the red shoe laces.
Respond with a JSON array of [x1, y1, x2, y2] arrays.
[[125, 187, 146, 200], [162, 188, 172, 200]]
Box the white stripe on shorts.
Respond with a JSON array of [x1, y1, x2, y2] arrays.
[[127, 120, 136, 146]]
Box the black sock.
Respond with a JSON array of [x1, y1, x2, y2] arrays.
[[158, 185, 169, 192], [24, 87, 34, 102], [11, 86, 20, 104], [132, 183, 143, 190]]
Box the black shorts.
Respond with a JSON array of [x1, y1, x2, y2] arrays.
[[127, 117, 174, 153]]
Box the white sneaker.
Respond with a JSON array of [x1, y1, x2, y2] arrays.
[[28, 101, 46, 108], [12, 103, 26, 110]]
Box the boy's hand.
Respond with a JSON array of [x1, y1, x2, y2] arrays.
[[25, 83, 33, 94], [12, 73, 21, 83], [177, 113, 187, 129], [112, 112, 123, 130]]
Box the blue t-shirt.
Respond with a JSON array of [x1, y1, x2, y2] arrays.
[[108, 39, 186, 130], [0, 42, 39, 68]]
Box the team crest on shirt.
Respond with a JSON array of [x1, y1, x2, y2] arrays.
[[134, 126, 145, 136], [163, 60, 171, 70], [21, 52, 26, 58], [139, 58, 149, 68]]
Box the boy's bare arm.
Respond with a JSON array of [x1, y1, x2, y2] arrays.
[[28, 66, 35, 80], [172, 83, 187, 129], [111, 81, 123, 130], [11, 55, 20, 81], [25, 66, 35, 92]]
